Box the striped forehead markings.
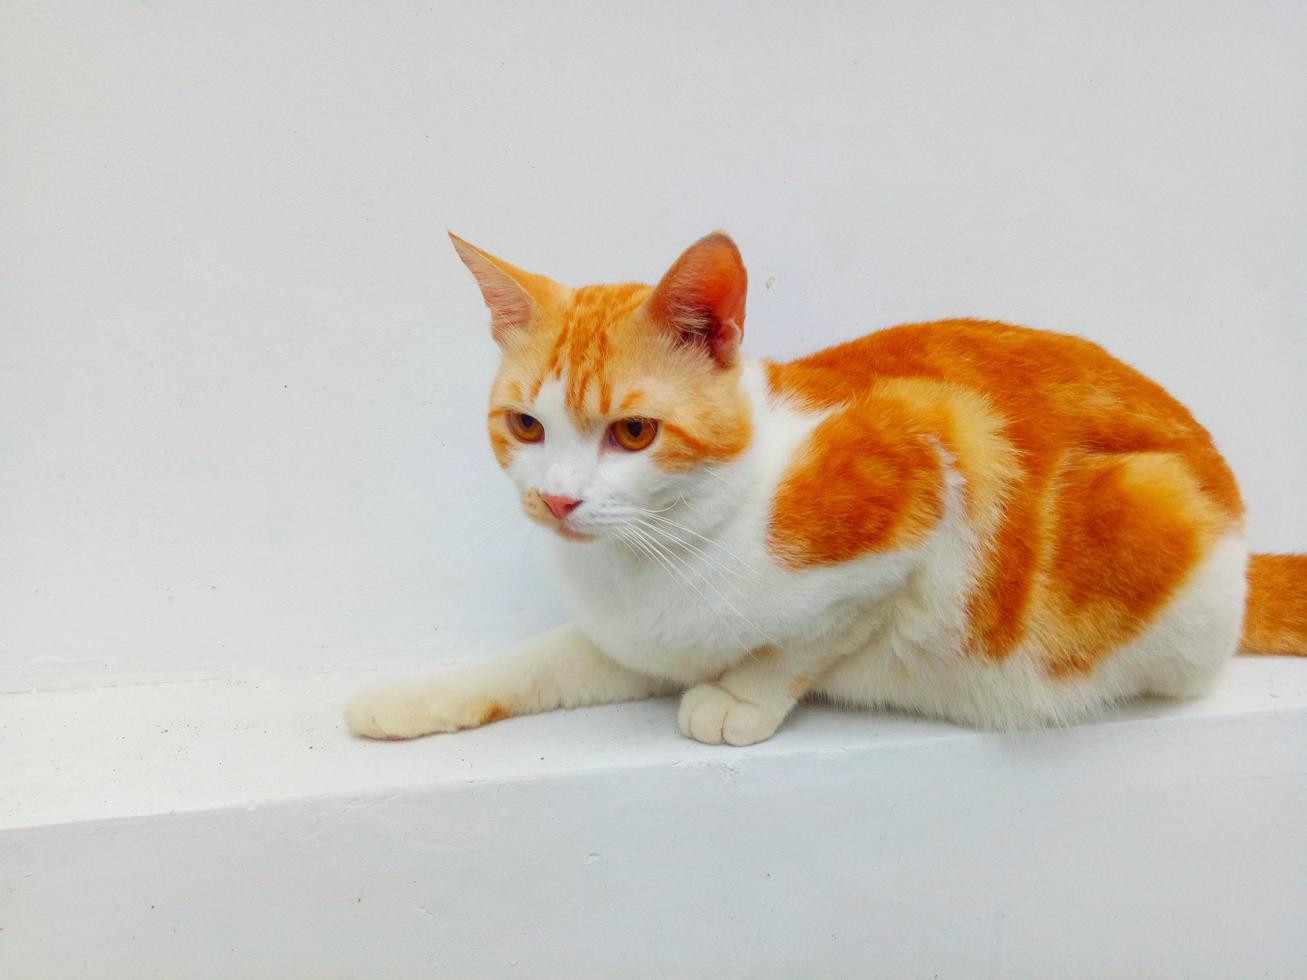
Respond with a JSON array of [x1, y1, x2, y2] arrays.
[[539, 284, 648, 420]]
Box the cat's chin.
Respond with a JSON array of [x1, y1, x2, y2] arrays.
[[554, 524, 596, 543]]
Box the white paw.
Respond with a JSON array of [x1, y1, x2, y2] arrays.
[[344, 682, 440, 740], [344, 680, 506, 740], [677, 683, 782, 746]]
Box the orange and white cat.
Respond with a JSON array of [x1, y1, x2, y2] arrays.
[[346, 232, 1307, 745]]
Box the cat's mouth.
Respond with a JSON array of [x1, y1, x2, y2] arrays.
[[520, 490, 597, 541], [528, 510, 596, 542]]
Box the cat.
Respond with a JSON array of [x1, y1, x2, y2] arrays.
[[345, 231, 1307, 745]]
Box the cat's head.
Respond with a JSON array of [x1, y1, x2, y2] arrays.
[[451, 232, 753, 543]]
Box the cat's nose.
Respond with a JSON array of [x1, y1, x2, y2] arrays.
[[540, 493, 582, 520]]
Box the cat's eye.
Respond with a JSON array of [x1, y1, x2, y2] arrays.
[[609, 417, 658, 452], [506, 411, 544, 443]]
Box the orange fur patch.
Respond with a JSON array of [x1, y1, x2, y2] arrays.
[[1036, 452, 1223, 676], [768, 319, 1245, 673], [478, 701, 510, 726], [488, 431, 511, 467], [769, 391, 945, 567], [1241, 553, 1307, 655]]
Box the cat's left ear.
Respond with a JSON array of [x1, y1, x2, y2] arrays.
[[644, 231, 747, 368], [449, 233, 566, 346]]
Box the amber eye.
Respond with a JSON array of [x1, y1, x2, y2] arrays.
[[506, 411, 544, 443], [609, 417, 658, 452]]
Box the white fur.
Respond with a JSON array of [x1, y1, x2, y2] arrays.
[[346, 358, 1247, 742], [815, 530, 1246, 731]]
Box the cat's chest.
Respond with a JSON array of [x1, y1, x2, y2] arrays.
[[555, 536, 783, 681]]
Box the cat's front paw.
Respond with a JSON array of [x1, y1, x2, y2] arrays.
[[345, 682, 441, 740], [345, 680, 507, 740], [677, 683, 782, 746]]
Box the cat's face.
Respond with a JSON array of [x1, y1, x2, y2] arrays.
[[452, 233, 753, 543]]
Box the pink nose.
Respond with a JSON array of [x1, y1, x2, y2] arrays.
[[540, 494, 582, 520]]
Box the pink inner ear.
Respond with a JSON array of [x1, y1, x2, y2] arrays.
[[475, 275, 533, 340], [450, 235, 536, 344], [648, 233, 747, 367]]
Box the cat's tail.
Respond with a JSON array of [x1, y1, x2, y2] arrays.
[[1240, 553, 1307, 655]]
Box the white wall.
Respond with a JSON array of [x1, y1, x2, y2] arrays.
[[3, 1, 1305, 686]]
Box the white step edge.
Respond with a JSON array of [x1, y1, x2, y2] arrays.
[[3, 657, 1306, 978]]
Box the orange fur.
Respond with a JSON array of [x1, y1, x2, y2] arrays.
[[469, 237, 753, 474], [1036, 452, 1224, 676], [769, 390, 945, 566], [478, 701, 510, 725], [768, 319, 1247, 675], [1241, 554, 1307, 655]]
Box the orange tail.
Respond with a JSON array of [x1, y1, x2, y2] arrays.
[[1240, 553, 1307, 655]]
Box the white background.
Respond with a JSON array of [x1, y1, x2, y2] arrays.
[[3, 1, 1305, 687]]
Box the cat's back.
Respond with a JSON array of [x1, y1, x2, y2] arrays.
[[771, 318, 1173, 419], [766, 318, 1238, 492]]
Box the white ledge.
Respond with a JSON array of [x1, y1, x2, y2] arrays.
[[3, 658, 1307, 977]]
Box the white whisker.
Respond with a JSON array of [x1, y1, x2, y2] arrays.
[[635, 508, 757, 575], [624, 524, 752, 650], [630, 516, 751, 591], [629, 518, 775, 647]]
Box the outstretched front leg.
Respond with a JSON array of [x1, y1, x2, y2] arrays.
[[678, 634, 851, 747], [346, 623, 673, 739]]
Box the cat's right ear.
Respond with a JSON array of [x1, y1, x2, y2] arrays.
[[644, 231, 747, 368], [449, 233, 565, 345]]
